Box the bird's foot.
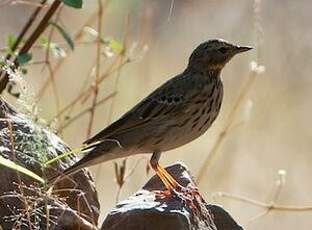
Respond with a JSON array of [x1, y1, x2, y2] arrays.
[[151, 161, 206, 213], [154, 185, 206, 214]]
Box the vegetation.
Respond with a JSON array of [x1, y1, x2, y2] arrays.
[[0, 0, 311, 229]]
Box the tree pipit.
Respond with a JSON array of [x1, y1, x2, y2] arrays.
[[49, 39, 252, 203]]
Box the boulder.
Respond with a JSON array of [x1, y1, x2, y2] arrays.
[[0, 97, 99, 229], [102, 163, 243, 230]]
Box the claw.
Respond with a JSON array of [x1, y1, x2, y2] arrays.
[[154, 186, 204, 216], [154, 189, 171, 200], [149, 153, 206, 215]]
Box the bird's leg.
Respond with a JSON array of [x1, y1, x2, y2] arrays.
[[150, 152, 198, 192], [150, 152, 206, 211], [150, 151, 174, 193], [150, 155, 180, 189]]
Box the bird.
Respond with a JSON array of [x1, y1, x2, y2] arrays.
[[49, 39, 252, 194]]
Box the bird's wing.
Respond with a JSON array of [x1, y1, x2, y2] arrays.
[[84, 73, 191, 144]]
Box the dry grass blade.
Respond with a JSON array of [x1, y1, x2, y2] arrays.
[[57, 91, 117, 132], [0, 155, 44, 184], [86, 0, 104, 138]]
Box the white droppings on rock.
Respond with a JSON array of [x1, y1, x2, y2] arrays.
[[111, 190, 167, 214]]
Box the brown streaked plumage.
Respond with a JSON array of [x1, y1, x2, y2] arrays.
[[49, 39, 252, 191]]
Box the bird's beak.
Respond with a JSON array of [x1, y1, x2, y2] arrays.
[[234, 45, 253, 54]]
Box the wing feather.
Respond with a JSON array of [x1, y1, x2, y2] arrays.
[[84, 73, 192, 144]]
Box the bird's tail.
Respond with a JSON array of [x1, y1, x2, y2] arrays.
[[47, 142, 99, 185], [47, 141, 117, 186]]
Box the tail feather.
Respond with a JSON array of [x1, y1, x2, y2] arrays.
[[47, 141, 117, 186]]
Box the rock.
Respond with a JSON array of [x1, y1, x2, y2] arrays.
[[206, 204, 243, 230], [0, 97, 99, 229], [101, 163, 243, 230]]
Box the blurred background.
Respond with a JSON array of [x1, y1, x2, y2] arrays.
[[1, 0, 312, 229]]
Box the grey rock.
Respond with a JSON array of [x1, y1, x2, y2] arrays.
[[101, 163, 243, 230], [0, 97, 99, 229]]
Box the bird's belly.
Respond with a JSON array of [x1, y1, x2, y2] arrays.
[[161, 115, 217, 151], [145, 110, 219, 152]]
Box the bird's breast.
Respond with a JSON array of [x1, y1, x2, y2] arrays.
[[150, 77, 224, 152], [186, 78, 223, 137]]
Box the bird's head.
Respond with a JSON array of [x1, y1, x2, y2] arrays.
[[188, 39, 252, 71]]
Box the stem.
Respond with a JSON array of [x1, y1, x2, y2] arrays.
[[0, 0, 62, 93], [18, 0, 61, 55], [86, 0, 104, 137], [8, 0, 47, 59]]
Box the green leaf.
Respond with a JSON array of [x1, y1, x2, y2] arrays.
[[109, 39, 123, 53], [21, 68, 28, 75], [40, 36, 67, 59], [40, 36, 49, 46], [0, 155, 44, 184], [49, 22, 74, 50], [6, 34, 17, 51], [16, 52, 32, 65], [101, 37, 123, 54], [51, 44, 67, 58], [62, 0, 83, 9], [83, 27, 123, 54]]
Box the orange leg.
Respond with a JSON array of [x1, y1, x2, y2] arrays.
[[150, 151, 206, 206], [152, 162, 181, 189], [150, 151, 180, 190], [151, 163, 173, 190]]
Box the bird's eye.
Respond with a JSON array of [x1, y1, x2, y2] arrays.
[[219, 47, 228, 54]]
